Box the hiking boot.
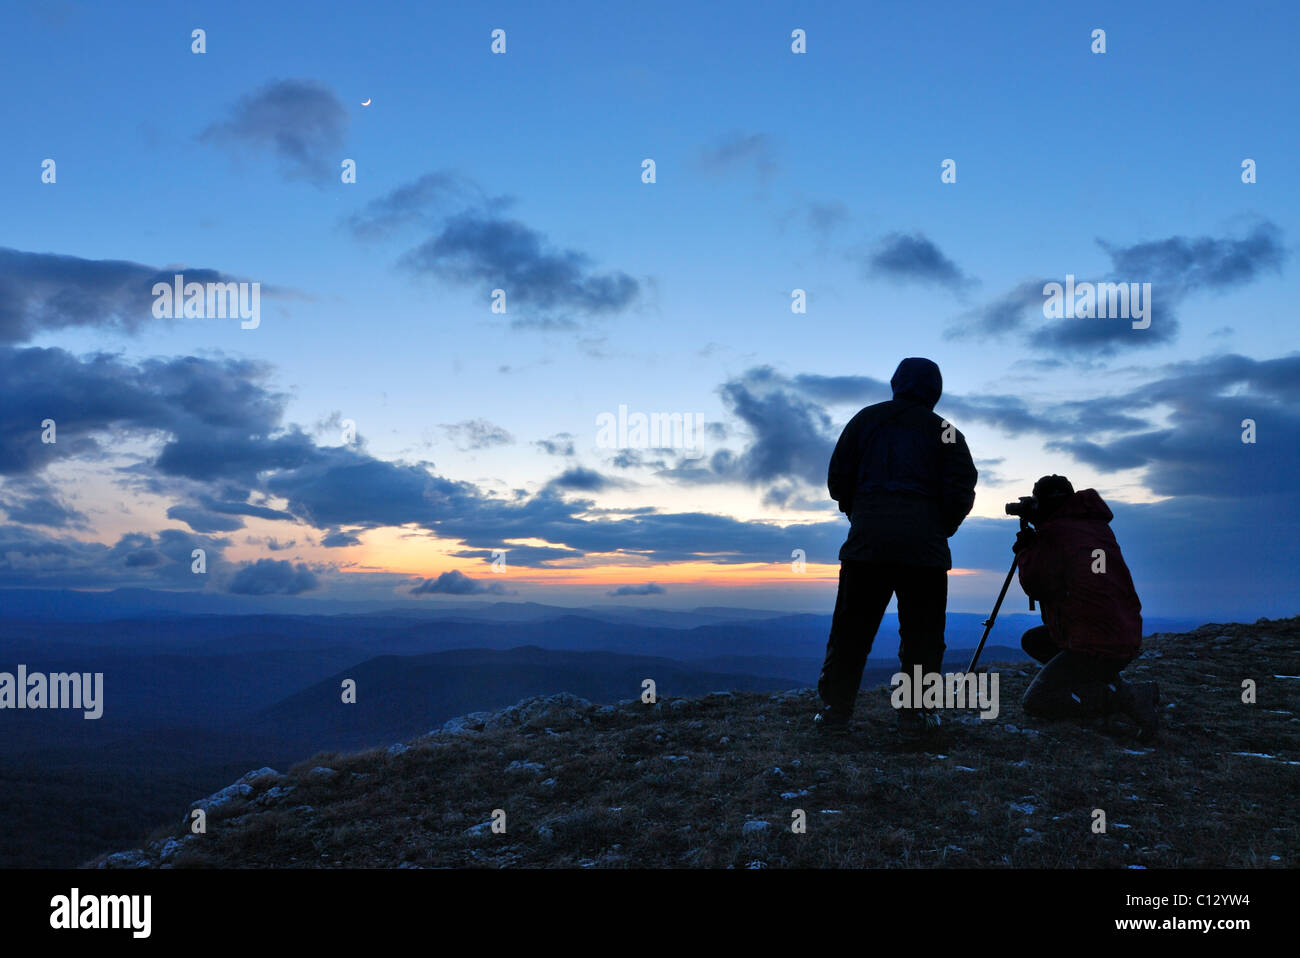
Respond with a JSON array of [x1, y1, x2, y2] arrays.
[[813, 705, 851, 735], [897, 708, 941, 741]]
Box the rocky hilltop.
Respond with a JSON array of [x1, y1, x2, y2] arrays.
[[92, 617, 1300, 868]]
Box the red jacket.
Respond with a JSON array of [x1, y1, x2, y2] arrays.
[[1016, 489, 1142, 659]]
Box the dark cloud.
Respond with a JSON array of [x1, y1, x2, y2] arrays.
[[867, 233, 972, 292], [790, 372, 886, 406], [607, 582, 665, 597], [200, 78, 348, 181], [947, 223, 1286, 355], [0, 346, 287, 477], [450, 544, 580, 566], [320, 529, 361, 548], [608, 448, 668, 470], [971, 458, 1014, 488], [197, 494, 295, 522], [265, 450, 479, 529], [0, 248, 246, 345], [409, 569, 509, 596], [343, 171, 486, 239], [166, 505, 244, 533], [246, 536, 296, 551], [535, 433, 575, 457], [441, 418, 514, 450], [760, 483, 831, 511], [806, 201, 849, 236], [695, 132, 779, 179], [0, 524, 228, 589], [953, 280, 1047, 340], [1037, 297, 1179, 353], [1099, 223, 1285, 292], [544, 467, 627, 493], [228, 558, 318, 595], [660, 367, 838, 488], [401, 210, 639, 320], [684, 356, 1299, 503], [645, 356, 1297, 534], [346, 172, 640, 328], [0, 481, 87, 529], [1044, 353, 1300, 499], [156, 427, 321, 482]]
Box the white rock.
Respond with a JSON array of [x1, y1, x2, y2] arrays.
[[255, 785, 294, 804], [159, 837, 190, 861], [97, 850, 153, 869], [441, 711, 493, 735], [486, 693, 594, 730], [191, 782, 253, 813], [235, 767, 281, 787], [505, 760, 545, 774]]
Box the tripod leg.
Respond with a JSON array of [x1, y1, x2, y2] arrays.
[[966, 553, 1020, 674]]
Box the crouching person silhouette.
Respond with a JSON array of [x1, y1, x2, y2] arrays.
[[814, 357, 977, 740], [1014, 475, 1159, 743]]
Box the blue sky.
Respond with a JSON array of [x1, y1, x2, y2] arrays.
[[1, 0, 1296, 618]]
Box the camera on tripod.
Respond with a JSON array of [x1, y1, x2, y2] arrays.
[[1005, 495, 1038, 521]]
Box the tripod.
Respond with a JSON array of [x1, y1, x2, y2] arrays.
[[966, 518, 1034, 674]]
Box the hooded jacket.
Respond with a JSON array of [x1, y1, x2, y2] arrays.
[[828, 358, 978, 569], [1016, 489, 1143, 659]]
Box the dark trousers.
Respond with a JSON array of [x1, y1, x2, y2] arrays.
[[1020, 625, 1132, 718], [817, 560, 947, 713]]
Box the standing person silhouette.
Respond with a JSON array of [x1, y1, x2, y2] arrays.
[[815, 358, 978, 740]]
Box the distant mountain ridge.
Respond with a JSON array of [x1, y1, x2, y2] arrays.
[[252, 645, 800, 752]]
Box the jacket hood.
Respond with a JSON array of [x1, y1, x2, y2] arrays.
[[1052, 488, 1113, 522], [890, 357, 943, 409]]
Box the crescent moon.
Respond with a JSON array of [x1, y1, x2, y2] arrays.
[[361, 98, 372, 106]]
